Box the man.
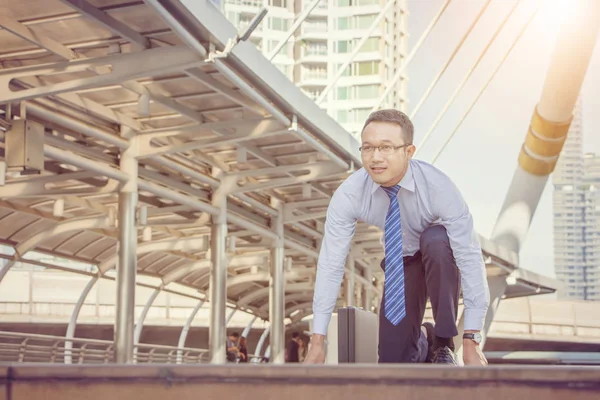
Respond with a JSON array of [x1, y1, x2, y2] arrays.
[[226, 332, 240, 362], [304, 109, 490, 365], [285, 331, 301, 363]]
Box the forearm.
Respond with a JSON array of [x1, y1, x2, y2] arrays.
[[312, 259, 345, 335], [456, 251, 490, 331]]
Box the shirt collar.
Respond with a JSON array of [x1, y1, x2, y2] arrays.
[[370, 161, 415, 194]]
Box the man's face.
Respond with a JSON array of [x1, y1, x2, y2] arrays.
[[361, 121, 415, 187]]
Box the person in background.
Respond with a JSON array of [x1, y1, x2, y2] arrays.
[[285, 332, 301, 363], [226, 332, 240, 363], [238, 336, 248, 363], [298, 337, 307, 363]]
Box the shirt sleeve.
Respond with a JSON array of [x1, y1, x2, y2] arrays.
[[433, 177, 490, 332], [312, 188, 357, 335]]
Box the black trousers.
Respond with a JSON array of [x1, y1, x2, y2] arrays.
[[378, 225, 460, 363]]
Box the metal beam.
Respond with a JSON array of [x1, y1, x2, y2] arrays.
[[0, 16, 77, 60], [185, 68, 264, 115], [59, 0, 151, 50], [64, 276, 98, 364], [209, 190, 228, 364], [316, 0, 396, 105], [0, 46, 204, 103], [267, 0, 322, 61], [409, 0, 492, 120], [414, 0, 520, 156], [98, 235, 207, 274], [285, 211, 327, 224], [138, 126, 288, 159], [372, 0, 451, 111], [176, 299, 205, 364], [0, 216, 108, 284], [269, 201, 285, 364], [114, 132, 138, 364], [133, 287, 162, 348]]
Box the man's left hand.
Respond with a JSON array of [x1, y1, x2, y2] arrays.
[[462, 339, 488, 366]]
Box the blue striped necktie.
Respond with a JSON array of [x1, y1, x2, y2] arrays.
[[381, 185, 406, 326]]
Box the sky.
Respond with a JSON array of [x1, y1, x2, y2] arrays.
[[404, 0, 600, 278]]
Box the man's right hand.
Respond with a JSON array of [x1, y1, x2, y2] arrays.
[[303, 334, 327, 364]]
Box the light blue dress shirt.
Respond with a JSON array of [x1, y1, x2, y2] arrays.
[[312, 159, 490, 335]]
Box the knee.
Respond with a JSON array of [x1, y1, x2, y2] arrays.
[[419, 225, 450, 254]]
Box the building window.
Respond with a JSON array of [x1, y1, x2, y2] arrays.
[[337, 17, 350, 30], [355, 61, 379, 76], [356, 14, 376, 29], [271, 17, 288, 31], [337, 110, 350, 123], [337, 87, 350, 100], [337, 40, 352, 53], [359, 37, 379, 52], [270, 0, 287, 7], [335, 63, 351, 77], [355, 108, 372, 123], [356, 84, 379, 99]]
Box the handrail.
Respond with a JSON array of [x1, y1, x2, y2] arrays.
[[0, 331, 265, 364], [0, 331, 210, 364]]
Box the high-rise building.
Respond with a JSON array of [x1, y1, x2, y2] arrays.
[[552, 101, 600, 300], [221, 0, 408, 137]]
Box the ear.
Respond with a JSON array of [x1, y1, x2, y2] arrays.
[[406, 144, 416, 159]]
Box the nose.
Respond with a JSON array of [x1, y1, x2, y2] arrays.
[[370, 147, 384, 162]]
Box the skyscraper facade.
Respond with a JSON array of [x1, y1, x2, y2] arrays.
[[221, 0, 408, 137], [552, 101, 600, 300]]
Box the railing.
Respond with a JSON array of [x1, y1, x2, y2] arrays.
[[0, 331, 209, 364]]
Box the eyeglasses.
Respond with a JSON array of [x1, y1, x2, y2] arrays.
[[359, 144, 411, 155]]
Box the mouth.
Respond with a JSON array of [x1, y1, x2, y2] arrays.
[[370, 166, 387, 174]]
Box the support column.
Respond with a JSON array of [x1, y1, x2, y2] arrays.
[[345, 254, 355, 307], [269, 200, 285, 364], [209, 190, 227, 364], [177, 299, 205, 364], [115, 130, 138, 364], [490, 0, 600, 253], [254, 326, 270, 361], [362, 265, 373, 311], [133, 287, 162, 350], [65, 276, 98, 364]]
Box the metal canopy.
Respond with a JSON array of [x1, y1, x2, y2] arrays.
[[0, 0, 554, 329]]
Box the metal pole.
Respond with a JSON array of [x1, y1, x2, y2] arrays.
[[209, 190, 228, 364], [115, 130, 138, 364], [371, 0, 451, 112], [316, 0, 396, 104], [269, 201, 285, 364], [362, 265, 372, 311], [414, 0, 520, 157], [430, 4, 540, 165], [268, 0, 322, 61], [254, 325, 270, 361], [242, 316, 258, 338], [65, 276, 98, 364], [133, 287, 162, 352], [410, 0, 492, 120], [345, 254, 355, 306], [177, 299, 205, 364]]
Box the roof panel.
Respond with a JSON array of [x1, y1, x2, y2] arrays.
[[0, 0, 73, 20], [0, 213, 41, 243]]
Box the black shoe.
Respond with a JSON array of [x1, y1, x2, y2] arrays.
[[432, 346, 458, 365], [421, 322, 435, 362]]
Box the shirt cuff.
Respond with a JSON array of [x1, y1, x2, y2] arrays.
[[311, 312, 332, 336], [463, 308, 487, 331]]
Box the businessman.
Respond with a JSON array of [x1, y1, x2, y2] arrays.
[[304, 109, 490, 365]]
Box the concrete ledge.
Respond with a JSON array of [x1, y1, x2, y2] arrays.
[[1, 364, 600, 399]]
